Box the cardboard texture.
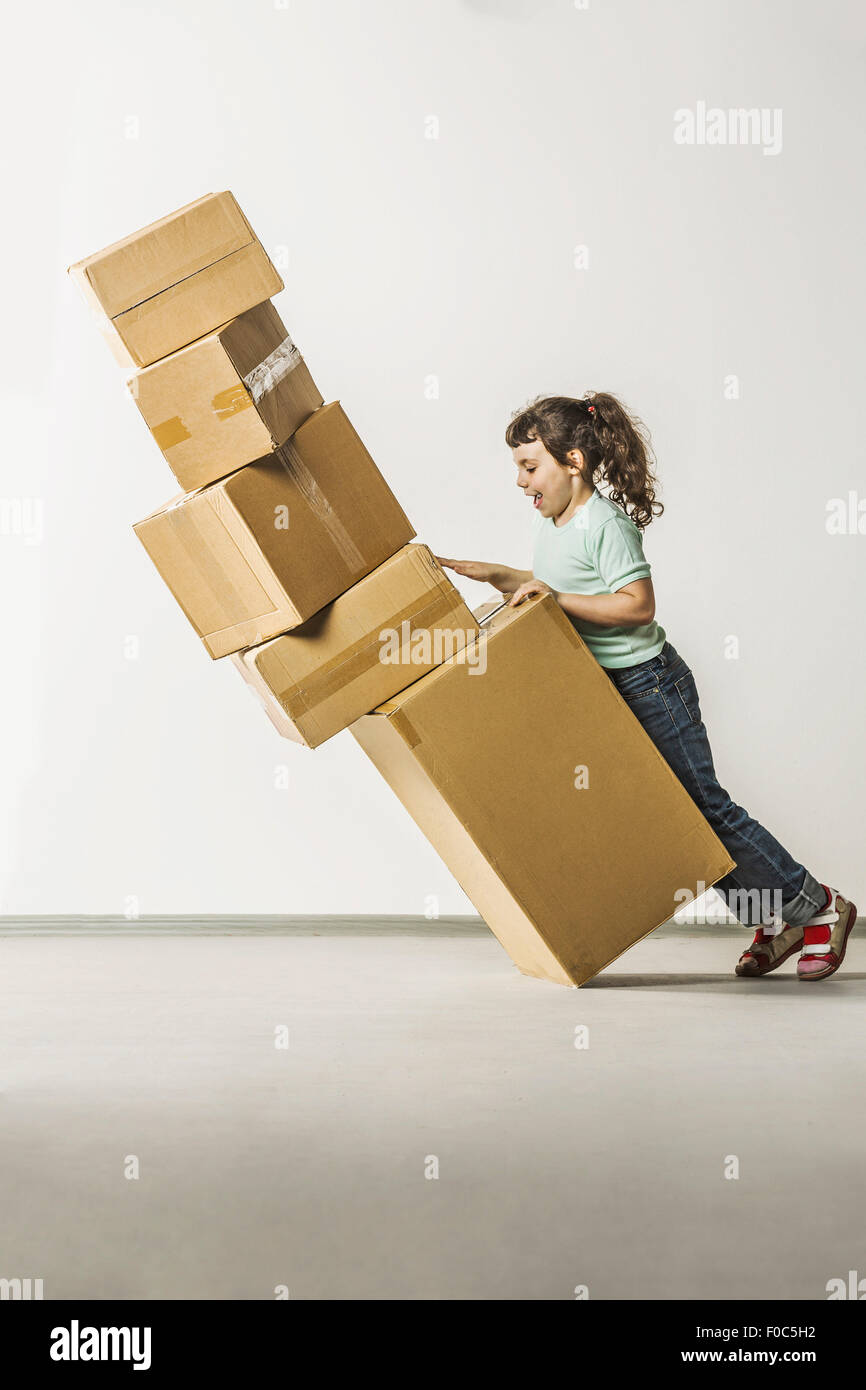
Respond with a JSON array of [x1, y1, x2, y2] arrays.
[[133, 402, 415, 659], [127, 301, 323, 491], [350, 593, 735, 987], [231, 544, 479, 748], [67, 192, 283, 367]]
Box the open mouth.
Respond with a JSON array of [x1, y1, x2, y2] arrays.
[[530, 491, 543, 510]]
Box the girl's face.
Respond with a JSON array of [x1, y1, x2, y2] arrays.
[[512, 437, 584, 521]]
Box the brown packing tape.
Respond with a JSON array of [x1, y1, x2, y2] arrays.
[[389, 709, 422, 750], [262, 587, 473, 722], [276, 438, 366, 571], [274, 587, 470, 720], [151, 416, 192, 451], [212, 384, 255, 421], [147, 375, 256, 459]]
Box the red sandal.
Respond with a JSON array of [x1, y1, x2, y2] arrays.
[[796, 886, 858, 981], [735, 918, 804, 977]]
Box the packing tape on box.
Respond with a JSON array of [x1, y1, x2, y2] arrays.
[[389, 709, 422, 749], [151, 415, 192, 451], [255, 586, 474, 721], [148, 383, 256, 455], [212, 384, 255, 421], [266, 587, 469, 720], [275, 439, 366, 571], [243, 335, 302, 405]]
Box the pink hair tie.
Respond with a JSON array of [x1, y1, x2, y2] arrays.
[[587, 403, 596, 415]]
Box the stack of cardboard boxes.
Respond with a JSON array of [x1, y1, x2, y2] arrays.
[[68, 192, 478, 733], [69, 191, 734, 987]]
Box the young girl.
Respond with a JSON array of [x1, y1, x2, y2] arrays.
[[437, 393, 856, 981]]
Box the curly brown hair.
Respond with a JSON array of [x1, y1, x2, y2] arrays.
[[504, 392, 663, 530]]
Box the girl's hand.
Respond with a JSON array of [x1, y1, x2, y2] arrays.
[[508, 578, 555, 607], [436, 557, 498, 585]]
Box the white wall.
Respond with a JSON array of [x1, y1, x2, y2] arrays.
[[2, 0, 863, 914]]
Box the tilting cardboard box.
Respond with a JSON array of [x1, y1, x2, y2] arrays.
[[232, 545, 479, 748], [350, 594, 735, 987], [67, 192, 283, 367], [134, 401, 414, 658], [127, 301, 323, 492]]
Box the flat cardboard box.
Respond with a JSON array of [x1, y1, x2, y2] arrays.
[[134, 401, 415, 658], [68, 192, 283, 367], [127, 301, 323, 491], [350, 593, 735, 987], [232, 544, 479, 748]]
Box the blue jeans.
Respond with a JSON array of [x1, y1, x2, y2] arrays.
[[604, 641, 825, 928]]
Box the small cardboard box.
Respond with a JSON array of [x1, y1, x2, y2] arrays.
[[231, 545, 479, 748], [127, 301, 323, 492], [68, 192, 283, 368], [134, 402, 415, 658], [350, 593, 735, 987]]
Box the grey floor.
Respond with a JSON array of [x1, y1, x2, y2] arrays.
[[1, 919, 863, 1301]]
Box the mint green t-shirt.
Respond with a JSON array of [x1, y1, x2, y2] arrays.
[[532, 488, 666, 669]]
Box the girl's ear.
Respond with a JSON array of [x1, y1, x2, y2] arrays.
[[566, 447, 585, 475]]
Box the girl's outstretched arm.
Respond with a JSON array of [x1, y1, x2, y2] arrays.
[[435, 557, 533, 593]]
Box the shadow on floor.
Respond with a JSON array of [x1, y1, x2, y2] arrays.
[[585, 972, 866, 989]]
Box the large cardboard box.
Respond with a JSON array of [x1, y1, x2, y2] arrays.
[[127, 302, 323, 492], [350, 594, 735, 987], [232, 545, 479, 748], [134, 402, 415, 658], [68, 192, 283, 368]]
